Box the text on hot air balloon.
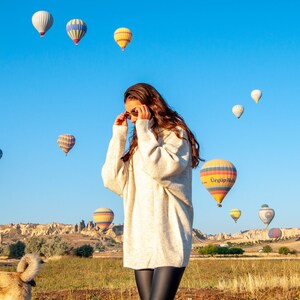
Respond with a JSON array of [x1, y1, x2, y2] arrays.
[[210, 177, 236, 183]]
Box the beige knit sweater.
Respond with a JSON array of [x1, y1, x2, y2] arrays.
[[101, 119, 193, 269]]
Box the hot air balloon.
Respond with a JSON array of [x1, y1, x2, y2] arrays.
[[114, 27, 132, 51], [232, 105, 244, 119], [66, 19, 87, 45], [258, 204, 275, 228], [32, 11, 53, 38], [251, 89, 262, 103], [200, 159, 237, 207], [268, 228, 282, 239], [93, 208, 114, 230], [0, 149, 2, 159], [230, 208, 241, 223], [57, 134, 76, 156]]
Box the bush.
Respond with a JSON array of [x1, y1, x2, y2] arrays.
[[0, 245, 10, 257], [217, 247, 230, 255], [95, 242, 105, 252], [278, 247, 290, 255], [198, 244, 244, 256], [74, 244, 94, 257], [229, 247, 244, 255], [262, 245, 272, 253], [198, 244, 218, 255], [41, 236, 72, 258], [25, 237, 45, 255], [8, 241, 25, 258]]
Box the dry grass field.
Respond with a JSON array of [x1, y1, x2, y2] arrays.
[[1, 255, 300, 300]]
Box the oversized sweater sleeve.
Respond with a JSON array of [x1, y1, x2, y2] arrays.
[[135, 119, 190, 185], [101, 125, 128, 197]]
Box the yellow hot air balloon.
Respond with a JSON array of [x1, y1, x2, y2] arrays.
[[200, 159, 237, 207], [57, 134, 76, 156], [93, 208, 114, 230], [114, 27, 132, 51], [230, 208, 241, 223], [251, 89, 262, 103]]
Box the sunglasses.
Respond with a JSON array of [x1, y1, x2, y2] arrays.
[[125, 108, 139, 119]]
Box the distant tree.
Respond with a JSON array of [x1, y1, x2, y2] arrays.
[[198, 244, 218, 255], [25, 237, 45, 255], [8, 241, 25, 258], [278, 247, 290, 255], [217, 247, 230, 255], [74, 244, 94, 257], [41, 236, 72, 258], [262, 245, 272, 253], [228, 247, 244, 255]]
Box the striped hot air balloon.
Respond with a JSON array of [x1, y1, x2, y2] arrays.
[[114, 27, 132, 51], [32, 11, 54, 38], [268, 228, 282, 239], [57, 134, 76, 156], [230, 208, 241, 223], [93, 208, 114, 230], [66, 19, 87, 45], [200, 159, 237, 207], [0, 149, 2, 159]]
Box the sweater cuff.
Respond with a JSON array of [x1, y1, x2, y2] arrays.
[[112, 125, 128, 141], [135, 119, 153, 137]]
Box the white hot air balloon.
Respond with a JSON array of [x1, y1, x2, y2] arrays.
[[251, 89, 262, 103], [232, 105, 244, 119], [258, 204, 275, 228], [32, 11, 54, 38]]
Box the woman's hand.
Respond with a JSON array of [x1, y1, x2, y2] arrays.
[[114, 112, 128, 126], [135, 105, 152, 120]]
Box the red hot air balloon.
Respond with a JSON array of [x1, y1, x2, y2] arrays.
[[268, 228, 282, 239]]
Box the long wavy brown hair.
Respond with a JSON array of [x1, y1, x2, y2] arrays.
[[121, 83, 201, 168]]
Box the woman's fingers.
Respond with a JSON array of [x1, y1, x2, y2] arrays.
[[114, 112, 128, 126], [136, 105, 151, 120]]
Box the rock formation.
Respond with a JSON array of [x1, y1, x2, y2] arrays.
[[0, 222, 299, 245]]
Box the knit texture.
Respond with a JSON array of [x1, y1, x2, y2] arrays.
[[102, 119, 193, 269]]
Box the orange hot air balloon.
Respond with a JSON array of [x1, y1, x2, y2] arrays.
[[93, 208, 114, 230], [200, 159, 237, 207], [57, 134, 76, 156], [114, 27, 132, 51]]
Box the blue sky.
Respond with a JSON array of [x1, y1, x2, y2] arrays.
[[0, 1, 299, 234]]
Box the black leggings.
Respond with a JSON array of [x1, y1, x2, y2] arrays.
[[134, 266, 185, 300]]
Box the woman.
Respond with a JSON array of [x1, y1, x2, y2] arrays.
[[102, 83, 200, 300]]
